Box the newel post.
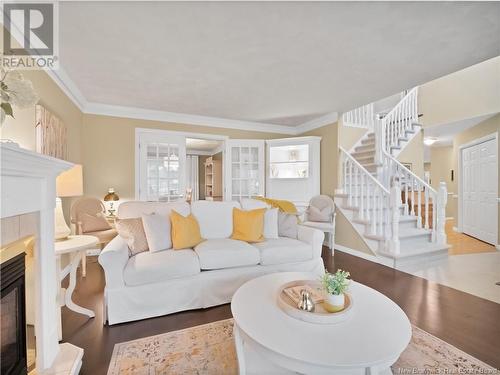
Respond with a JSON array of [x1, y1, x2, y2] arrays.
[[436, 181, 448, 244], [388, 178, 401, 255]]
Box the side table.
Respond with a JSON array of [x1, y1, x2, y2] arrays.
[[55, 235, 99, 320]]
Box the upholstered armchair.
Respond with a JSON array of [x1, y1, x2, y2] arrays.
[[70, 197, 117, 276], [302, 195, 336, 253]]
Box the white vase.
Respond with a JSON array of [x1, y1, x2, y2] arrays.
[[324, 293, 345, 313]]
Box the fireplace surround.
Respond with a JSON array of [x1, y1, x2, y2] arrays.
[[1, 249, 27, 375], [1, 143, 83, 374]]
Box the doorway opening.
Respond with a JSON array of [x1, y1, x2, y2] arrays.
[[186, 137, 225, 202]]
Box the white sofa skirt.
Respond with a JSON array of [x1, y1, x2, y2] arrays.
[[104, 258, 325, 325]]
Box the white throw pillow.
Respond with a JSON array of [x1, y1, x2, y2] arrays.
[[141, 213, 172, 252], [278, 212, 298, 239], [240, 198, 270, 210], [263, 208, 279, 239]]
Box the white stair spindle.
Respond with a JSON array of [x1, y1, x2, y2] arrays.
[[424, 186, 430, 230], [432, 195, 437, 242], [354, 167, 359, 208], [404, 174, 409, 215], [377, 189, 383, 236], [348, 161, 353, 207], [436, 182, 448, 245], [359, 173, 365, 220], [410, 177, 416, 216], [417, 184, 422, 228], [388, 178, 401, 254], [371, 188, 377, 235]]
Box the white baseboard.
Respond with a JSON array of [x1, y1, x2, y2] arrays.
[[334, 244, 393, 267], [445, 217, 454, 221], [452, 226, 461, 233]]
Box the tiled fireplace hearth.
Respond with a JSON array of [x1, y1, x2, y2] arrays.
[[1, 143, 83, 374]]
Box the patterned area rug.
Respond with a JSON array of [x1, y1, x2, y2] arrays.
[[108, 318, 496, 375]]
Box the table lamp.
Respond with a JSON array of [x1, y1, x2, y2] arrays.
[[104, 188, 119, 217], [55, 164, 83, 240]]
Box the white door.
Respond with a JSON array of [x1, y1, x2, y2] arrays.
[[137, 132, 186, 202], [225, 140, 265, 201], [462, 137, 497, 244]]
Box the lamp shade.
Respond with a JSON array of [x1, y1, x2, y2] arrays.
[[56, 164, 83, 197], [104, 188, 119, 201]]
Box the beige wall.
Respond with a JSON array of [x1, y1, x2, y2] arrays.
[[419, 56, 500, 127], [449, 113, 500, 243], [299, 122, 339, 197], [81, 114, 287, 200], [429, 146, 454, 218], [397, 131, 425, 178], [335, 210, 374, 255], [0, 70, 83, 163]]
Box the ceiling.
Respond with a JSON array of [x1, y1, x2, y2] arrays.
[[423, 113, 498, 147], [58, 2, 500, 128]]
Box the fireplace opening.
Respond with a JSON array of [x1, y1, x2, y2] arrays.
[[1, 236, 35, 375]]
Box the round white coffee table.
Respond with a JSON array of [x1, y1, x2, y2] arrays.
[[231, 272, 411, 375]]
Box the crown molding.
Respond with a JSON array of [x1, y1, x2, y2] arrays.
[[84, 102, 298, 135], [295, 112, 339, 134], [45, 67, 87, 111]]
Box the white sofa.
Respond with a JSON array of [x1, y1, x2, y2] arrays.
[[98, 200, 325, 324]]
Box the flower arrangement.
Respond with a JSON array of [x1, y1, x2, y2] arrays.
[[1, 68, 39, 125], [320, 269, 350, 296]]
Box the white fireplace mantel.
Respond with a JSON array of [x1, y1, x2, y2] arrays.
[[1, 142, 83, 372]]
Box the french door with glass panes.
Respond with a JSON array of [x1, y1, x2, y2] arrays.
[[225, 140, 265, 201], [137, 132, 186, 202]]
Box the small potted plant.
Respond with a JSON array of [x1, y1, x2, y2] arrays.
[[320, 269, 350, 313]]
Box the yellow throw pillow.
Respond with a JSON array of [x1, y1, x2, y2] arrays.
[[170, 210, 203, 250], [231, 207, 266, 243]]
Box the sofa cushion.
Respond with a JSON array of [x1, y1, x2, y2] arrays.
[[118, 201, 190, 219], [253, 237, 313, 266], [124, 249, 200, 286], [194, 239, 260, 270], [191, 201, 240, 239]]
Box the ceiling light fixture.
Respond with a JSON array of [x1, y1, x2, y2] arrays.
[[423, 137, 438, 146]]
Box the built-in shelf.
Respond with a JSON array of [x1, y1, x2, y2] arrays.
[[204, 157, 222, 200], [266, 137, 321, 208]]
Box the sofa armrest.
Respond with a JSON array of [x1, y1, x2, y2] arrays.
[[98, 235, 129, 289], [297, 225, 324, 259]]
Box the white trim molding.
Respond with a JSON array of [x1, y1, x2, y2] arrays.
[[86, 102, 298, 135], [295, 112, 339, 134]]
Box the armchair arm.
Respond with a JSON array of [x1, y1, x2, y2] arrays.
[[98, 235, 129, 289], [297, 225, 324, 259]]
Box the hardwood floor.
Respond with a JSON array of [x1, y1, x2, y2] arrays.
[[61, 248, 500, 374], [446, 219, 496, 255]]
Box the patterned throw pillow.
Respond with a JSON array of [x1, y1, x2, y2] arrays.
[[278, 211, 298, 239], [115, 218, 149, 256], [80, 213, 111, 233]]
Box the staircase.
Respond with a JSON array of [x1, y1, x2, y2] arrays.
[[336, 87, 449, 269]]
